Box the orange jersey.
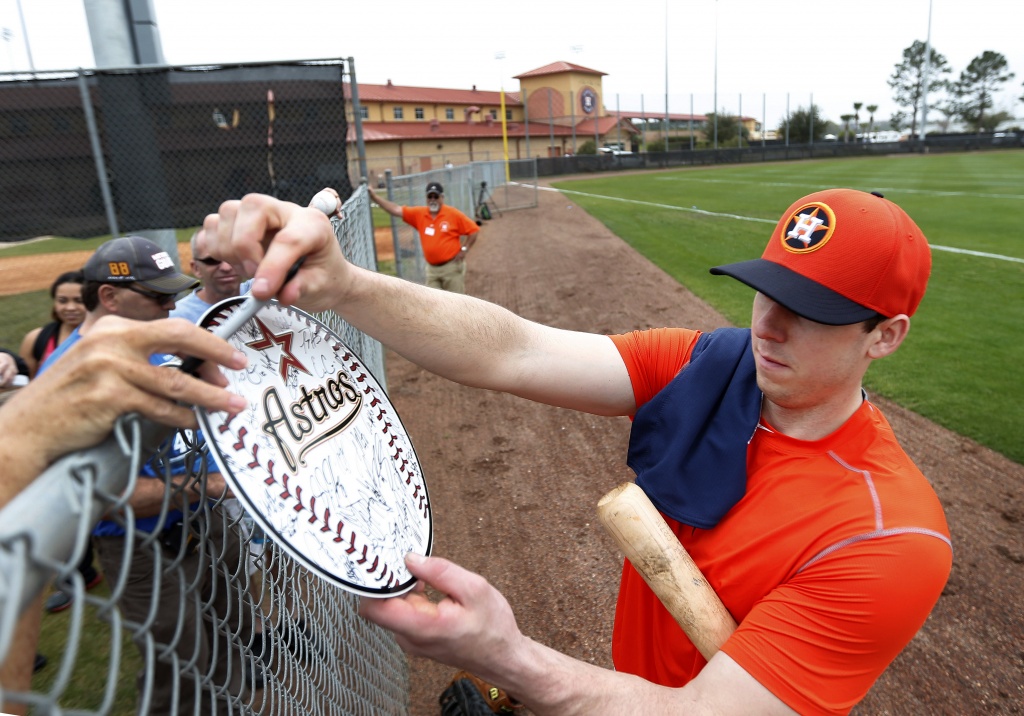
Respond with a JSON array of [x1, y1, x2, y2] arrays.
[[402, 204, 479, 265], [609, 328, 952, 715]]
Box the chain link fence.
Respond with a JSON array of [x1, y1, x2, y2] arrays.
[[0, 186, 412, 715], [381, 158, 538, 284]]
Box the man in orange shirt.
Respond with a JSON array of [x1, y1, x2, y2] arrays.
[[204, 188, 951, 714], [369, 181, 479, 293]]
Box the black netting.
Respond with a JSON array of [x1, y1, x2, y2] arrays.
[[0, 61, 353, 242]]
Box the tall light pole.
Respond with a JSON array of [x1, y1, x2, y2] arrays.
[[14, 0, 35, 74], [664, 0, 669, 151], [713, 0, 719, 149], [496, 51, 510, 181], [918, 0, 934, 142]]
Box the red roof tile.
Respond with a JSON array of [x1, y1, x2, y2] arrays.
[[514, 61, 607, 79], [350, 82, 522, 107]]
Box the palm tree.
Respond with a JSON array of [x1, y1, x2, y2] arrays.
[[840, 114, 855, 142], [865, 104, 879, 139], [853, 102, 863, 141]]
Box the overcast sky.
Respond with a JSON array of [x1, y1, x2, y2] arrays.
[[2, 0, 1021, 131]]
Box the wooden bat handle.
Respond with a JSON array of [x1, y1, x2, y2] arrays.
[[597, 482, 737, 661]]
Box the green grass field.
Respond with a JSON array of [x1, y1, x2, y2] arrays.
[[552, 151, 1024, 465]]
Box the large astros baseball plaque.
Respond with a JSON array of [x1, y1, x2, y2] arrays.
[[196, 297, 432, 597]]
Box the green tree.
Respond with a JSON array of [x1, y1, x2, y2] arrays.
[[703, 111, 747, 147], [777, 105, 828, 144], [865, 104, 879, 135], [889, 111, 907, 134], [853, 101, 863, 139], [577, 139, 597, 155], [888, 40, 951, 138], [957, 51, 1016, 132], [931, 98, 958, 133], [978, 110, 1013, 133]]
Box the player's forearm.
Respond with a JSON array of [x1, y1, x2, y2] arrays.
[[331, 265, 535, 388], [332, 266, 635, 414], [490, 636, 685, 715]]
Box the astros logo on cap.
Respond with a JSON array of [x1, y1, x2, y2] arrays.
[[781, 202, 836, 254]]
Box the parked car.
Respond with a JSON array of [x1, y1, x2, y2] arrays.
[[599, 143, 633, 155]]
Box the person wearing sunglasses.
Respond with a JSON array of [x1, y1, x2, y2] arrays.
[[39, 236, 199, 371], [171, 228, 244, 323]]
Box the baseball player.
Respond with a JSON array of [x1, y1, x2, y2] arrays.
[[199, 188, 950, 713], [369, 182, 479, 294]]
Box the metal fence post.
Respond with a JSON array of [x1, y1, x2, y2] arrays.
[[348, 57, 369, 183], [78, 70, 120, 239], [384, 169, 402, 281], [523, 88, 531, 159]]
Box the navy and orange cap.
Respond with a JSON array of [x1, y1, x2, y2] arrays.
[[710, 188, 931, 325]]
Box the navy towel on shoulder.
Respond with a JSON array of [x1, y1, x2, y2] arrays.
[[626, 327, 761, 530]]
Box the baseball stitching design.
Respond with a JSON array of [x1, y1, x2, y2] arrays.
[[198, 300, 431, 596]]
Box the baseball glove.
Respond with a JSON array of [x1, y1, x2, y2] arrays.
[[439, 670, 524, 715]]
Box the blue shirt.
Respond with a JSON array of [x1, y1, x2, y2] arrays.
[[170, 279, 252, 324]]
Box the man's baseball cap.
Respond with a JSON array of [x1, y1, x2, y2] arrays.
[[425, 181, 444, 196], [710, 188, 931, 325], [83, 236, 200, 295]]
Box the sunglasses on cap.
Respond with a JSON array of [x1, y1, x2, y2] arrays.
[[194, 255, 223, 266]]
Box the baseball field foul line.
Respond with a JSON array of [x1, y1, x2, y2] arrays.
[[538, 185, 1024, 265]]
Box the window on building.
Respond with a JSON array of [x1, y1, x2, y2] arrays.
[[489, 109, 498, 120], [359, 106, 369, 119], [415, 107, 424, 120], [445, 108, 454, 120], [393, 107, 404, 120], [506, 109, 512, 121]]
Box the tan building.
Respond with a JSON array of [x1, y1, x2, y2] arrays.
[[347, 61, 638, 183], [609, 111, 765, 149]]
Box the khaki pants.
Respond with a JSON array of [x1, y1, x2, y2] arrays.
[[95, 509, 254, 715], [425, 257, 467, 294]]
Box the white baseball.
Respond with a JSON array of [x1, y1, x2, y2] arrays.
[[311, 190, 338, 215]]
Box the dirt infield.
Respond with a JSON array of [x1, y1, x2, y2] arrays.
[[389, 184, 1024, 713]]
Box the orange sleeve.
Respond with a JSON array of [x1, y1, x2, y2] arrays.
[[609, 328, 701, 410], [722, 532, 953, 715], [401, 205, 425, 229]]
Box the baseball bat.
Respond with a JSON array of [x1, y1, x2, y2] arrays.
[[597, 482, 737, 661]]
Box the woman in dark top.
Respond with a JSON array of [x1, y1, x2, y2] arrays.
[[18, 270, 86, 377]]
